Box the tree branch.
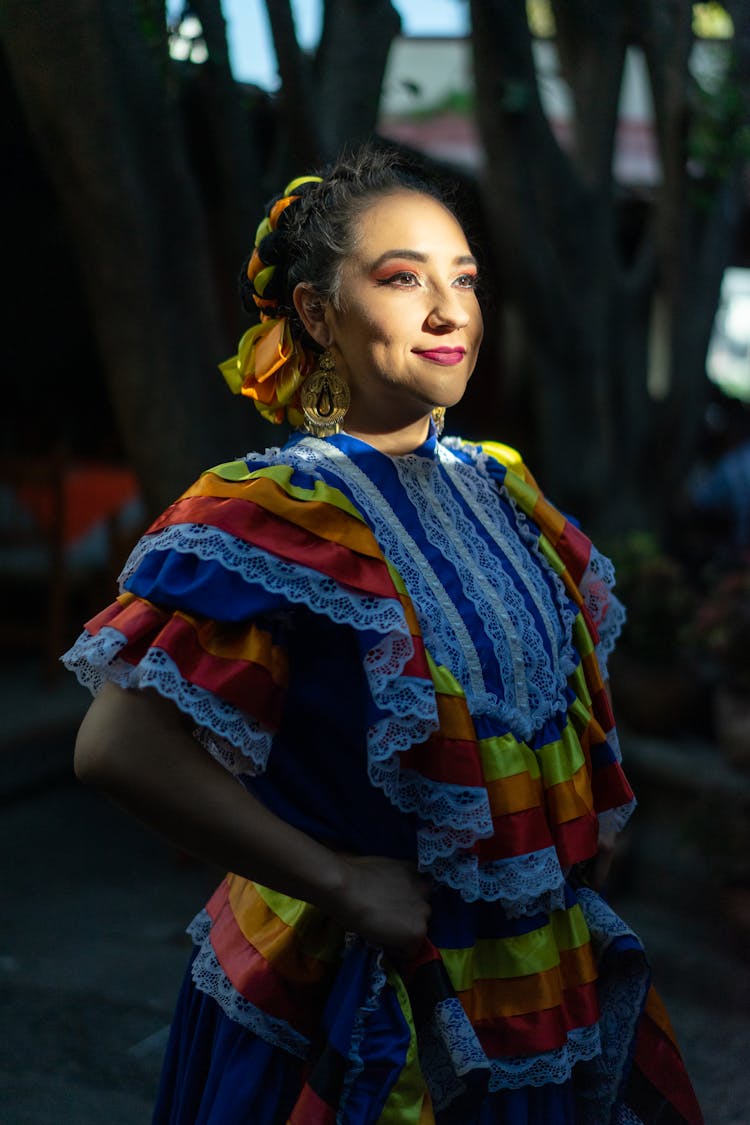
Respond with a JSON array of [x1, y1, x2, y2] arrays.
[[551, 0, 627, 190], [314, 0, 401, 159], [263, 0, 320, 168]]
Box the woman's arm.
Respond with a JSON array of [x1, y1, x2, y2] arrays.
[[75, 683, 431, 956]]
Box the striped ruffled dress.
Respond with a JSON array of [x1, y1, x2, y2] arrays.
[[63, 427, 703, 1125]]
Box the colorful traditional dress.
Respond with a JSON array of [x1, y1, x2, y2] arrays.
[[63, 428, 703, 1125]]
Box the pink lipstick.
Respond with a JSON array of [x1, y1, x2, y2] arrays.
[[413, 347, 466, 366]]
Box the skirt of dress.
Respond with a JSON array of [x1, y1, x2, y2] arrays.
[[152, 954, 577, 1125]]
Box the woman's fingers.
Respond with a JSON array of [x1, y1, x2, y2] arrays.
[[333, 855, 432, 955]]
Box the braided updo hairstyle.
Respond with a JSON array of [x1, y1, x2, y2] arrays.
[[221, 144, 457, 424]]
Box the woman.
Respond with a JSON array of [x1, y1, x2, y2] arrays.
[[65, 147, 702, 1124]]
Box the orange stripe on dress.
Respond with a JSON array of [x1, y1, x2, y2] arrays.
[[225, 878, 342, 980], [475, 978, 599, 1056], [188, 474, 384, 560], [456, 944, 597, 1021], [190, 616, 288, 684], [484, 770, 544, 817], [532, 496, 567, 543], [544, 763, 594, 825]]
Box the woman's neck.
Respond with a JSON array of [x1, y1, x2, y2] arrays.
[[342, 415, 432, 456]]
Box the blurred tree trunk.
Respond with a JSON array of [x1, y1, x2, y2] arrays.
[[2, 0, 259, 512], [470, 0, 749, 534], [265, 0, 401, 172]]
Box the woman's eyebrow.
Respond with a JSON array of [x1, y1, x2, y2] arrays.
[[369, 249, 479, 270]]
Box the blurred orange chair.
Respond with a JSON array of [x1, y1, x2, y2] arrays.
[[0, 448, 145, 682]]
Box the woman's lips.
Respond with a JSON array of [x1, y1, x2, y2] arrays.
[[413, 347, 466, 366]]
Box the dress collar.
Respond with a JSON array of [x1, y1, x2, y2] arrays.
[[287, 419, 440, 462]]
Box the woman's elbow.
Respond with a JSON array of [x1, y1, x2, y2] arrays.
[[74, 705, 118, 787], [72, 682, 139, 789]]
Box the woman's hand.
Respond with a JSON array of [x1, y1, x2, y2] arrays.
[[327, 854, 432, 959]]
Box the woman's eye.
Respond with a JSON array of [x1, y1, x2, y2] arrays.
[[455, 273, 479, 289], [377, 271, 419, 287]]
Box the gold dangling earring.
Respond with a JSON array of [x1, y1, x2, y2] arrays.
[[432, 407, 446, 437], [300, 351, 350, 437]]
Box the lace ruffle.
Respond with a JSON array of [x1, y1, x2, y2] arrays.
[[420, 996, 601, 1106], [426, 846, 568, 914], [62, 628, 274, 773], [120, 524, 410, 640], [490, 1024, 602, 1091], [187, 910, 309, 1057], [579, 546, 627, 676]]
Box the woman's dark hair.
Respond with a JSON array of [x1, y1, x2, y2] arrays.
[[239, 144, 459, 340]]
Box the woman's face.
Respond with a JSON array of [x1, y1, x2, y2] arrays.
[[318, 190, 483, 436]]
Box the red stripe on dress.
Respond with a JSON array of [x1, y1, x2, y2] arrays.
[[474, 805, 554, 861], [555, 522, 592, 585], [85, 598, 169, 665], [552, 810, 599, 867], [149, 495, 396, 599], [147, 614, 283, 727], [85, 599, 285, 728], [396, 639, 432, 681], [590, 685, 615, 731], [86, 596, 164, 639], [475, 979, 599, 1056], [591, 760, 634, 814], [398, 736, 484, 787], [634, 1010, 704, 1124]]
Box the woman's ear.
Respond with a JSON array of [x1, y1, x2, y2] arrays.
[[292, 284, 332, 349]]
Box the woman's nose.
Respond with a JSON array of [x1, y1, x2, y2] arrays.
[[425, 288, 471, 331]]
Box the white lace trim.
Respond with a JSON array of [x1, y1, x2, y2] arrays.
[[66, 445, 632, 908], [62, 628, 275, 770], [285, 438, 584, 744], [187, 910, 309, 1057], [579, 546, 627, 677], [420, 996, 601, 1106], [119, 524, 408, 641], [490, 1024, 601, 1091], [426, 846, 568, 913]]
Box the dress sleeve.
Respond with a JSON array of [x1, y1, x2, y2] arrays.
[[61, 457, 435, 779]]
